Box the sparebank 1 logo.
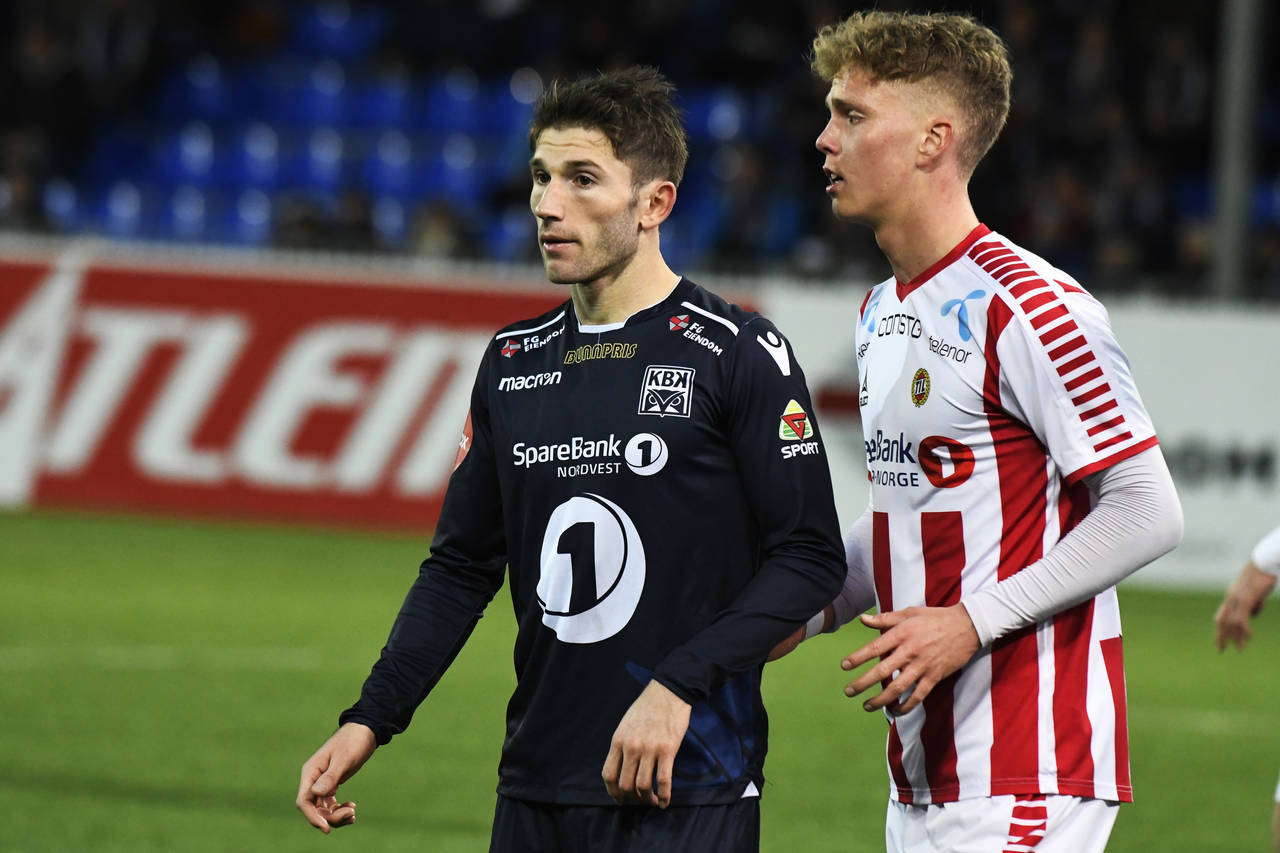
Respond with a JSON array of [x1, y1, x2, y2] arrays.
[[537, 493, 646, 644], [941, 289, 985, 342]]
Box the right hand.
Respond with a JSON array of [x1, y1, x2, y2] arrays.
[[296, 722, 377, 833], [1215, 561, 1277, 652]]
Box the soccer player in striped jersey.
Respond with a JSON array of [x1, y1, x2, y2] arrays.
[[1214, 523, 1280, 852], [792, 10, 1184, 851]]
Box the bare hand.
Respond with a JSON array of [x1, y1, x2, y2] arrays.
[[1215, 561, 1277, 652], [601, 680, 691, 808], [841, 605, 980, 715], [296, 722, 377, 833]]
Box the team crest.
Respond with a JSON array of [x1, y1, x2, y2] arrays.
[[669, 314, 690, 331], [911, 368, 931, 407], [638, 365, 695, 417], [778, 399, 814, 440]]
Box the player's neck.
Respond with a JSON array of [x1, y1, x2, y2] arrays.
[[875, 185, 981, 286], [571, 244, 679, 327]]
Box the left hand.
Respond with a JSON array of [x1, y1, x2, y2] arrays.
[[1215, 561, 1277, 652], [841, 605, 980, 715], [601, 680, 692, 808]]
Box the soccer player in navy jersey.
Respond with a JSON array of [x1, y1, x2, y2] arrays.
[[775, 11, 1183, 852], [295, 66, 845, 852]]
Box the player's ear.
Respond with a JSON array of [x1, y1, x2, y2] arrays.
[[918, 119, 954, 171], [638, 180, 677, 231]]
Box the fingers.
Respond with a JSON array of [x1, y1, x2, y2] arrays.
[[601, 740, 672, 807], [654, 756, 674, 809], [601, 744, 624, 804]]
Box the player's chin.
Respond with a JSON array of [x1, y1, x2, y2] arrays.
[[542, 260, 578, 285]]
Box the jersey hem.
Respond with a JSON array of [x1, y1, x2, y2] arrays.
[[890, 778, 1133, 805], [497, 776, 763, 807]]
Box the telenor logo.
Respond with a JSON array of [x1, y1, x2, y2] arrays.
[[779, 399, 814, 441], [638, 365, 694, 418]]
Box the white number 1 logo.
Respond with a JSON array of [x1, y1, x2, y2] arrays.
[[536, 493, 646, 644]]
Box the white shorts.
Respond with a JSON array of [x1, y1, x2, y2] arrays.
[[885, 794, 1118, 853], [1273, 770, 1280, 803]]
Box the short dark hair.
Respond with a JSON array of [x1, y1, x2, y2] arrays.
[[529, 66, 689, 188]]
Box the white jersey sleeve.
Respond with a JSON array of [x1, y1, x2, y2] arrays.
[[1251, 524, 1280, 575], [990, 262, 1157, 483]]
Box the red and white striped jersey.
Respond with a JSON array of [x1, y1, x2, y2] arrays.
[[855, 224, 1157, 805]]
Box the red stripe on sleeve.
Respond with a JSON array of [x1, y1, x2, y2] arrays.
[[1055, 352, 1096, 378], [1070, 383, 1112, 407], [1086, 415, 1127, 437], [1008, 279, 1047, 299], [1021, 291, 1058, 315], [1038, 319, 1078, 346], [1063, 366, 1104, 392], [1048, 335, 1087, 361], [1079, 398, 1119, 421], [1092, 431, 1134, 452]]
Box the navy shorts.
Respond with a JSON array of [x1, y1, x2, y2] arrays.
[[489, 795, 760, 853]]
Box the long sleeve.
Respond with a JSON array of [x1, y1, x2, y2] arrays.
[[339, 353, 508, 744]]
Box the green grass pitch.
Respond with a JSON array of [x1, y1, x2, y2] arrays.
[[2, 508, 1276, 852]]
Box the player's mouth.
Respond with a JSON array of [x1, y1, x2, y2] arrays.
[[823, 167, 844, 194], [540, 234, 576, 253]]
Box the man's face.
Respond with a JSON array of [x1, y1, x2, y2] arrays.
[[815, 66, 924, 225], [529, 126, 642, 285]]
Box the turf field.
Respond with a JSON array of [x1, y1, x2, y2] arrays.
[[1, 508, 1276, 852]]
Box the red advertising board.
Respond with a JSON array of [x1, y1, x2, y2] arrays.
[[0, 245, 561, 529]]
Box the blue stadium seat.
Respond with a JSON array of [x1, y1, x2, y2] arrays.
[[226, 123, 284, 190], [296, 60, 349, 128], [353, 72, 414, 130], [160, 185, 212, 242], [682, 88, 750, 142], [155, 121, 218, 189], [42, 179, 81, 232], [480, 72, 538, 138], [293, 127, 347, 197], [483, 206, 536, 263], [153, 54, 235, 124], [420, 133, 489, 211], [370, 196, 408, 249], [422, 69, 484, 134], [225, 189, 274, 246], [361, 130, 416, 199], [102, 181, 148, 239], [290, 1, 389, 61]]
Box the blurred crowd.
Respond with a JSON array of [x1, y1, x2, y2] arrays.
[[1, 0, 1277, 298]]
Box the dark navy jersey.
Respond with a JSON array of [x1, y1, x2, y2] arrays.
[[341, 277, 844, 806]]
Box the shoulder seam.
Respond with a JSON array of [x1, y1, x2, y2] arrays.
[[494, 309, 567, 341]]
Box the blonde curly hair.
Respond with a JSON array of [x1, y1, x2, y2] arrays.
[[812, 11, 1011, 178]]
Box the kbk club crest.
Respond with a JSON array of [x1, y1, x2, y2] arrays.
[[638, 365, 695, 417]]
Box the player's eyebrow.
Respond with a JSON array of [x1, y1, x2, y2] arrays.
[[529, 157, 605, 172], [826, 95, 865, 116]]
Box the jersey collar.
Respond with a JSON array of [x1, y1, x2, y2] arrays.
[[895, 224, 991, 301], [572, 277, 691, 333]]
